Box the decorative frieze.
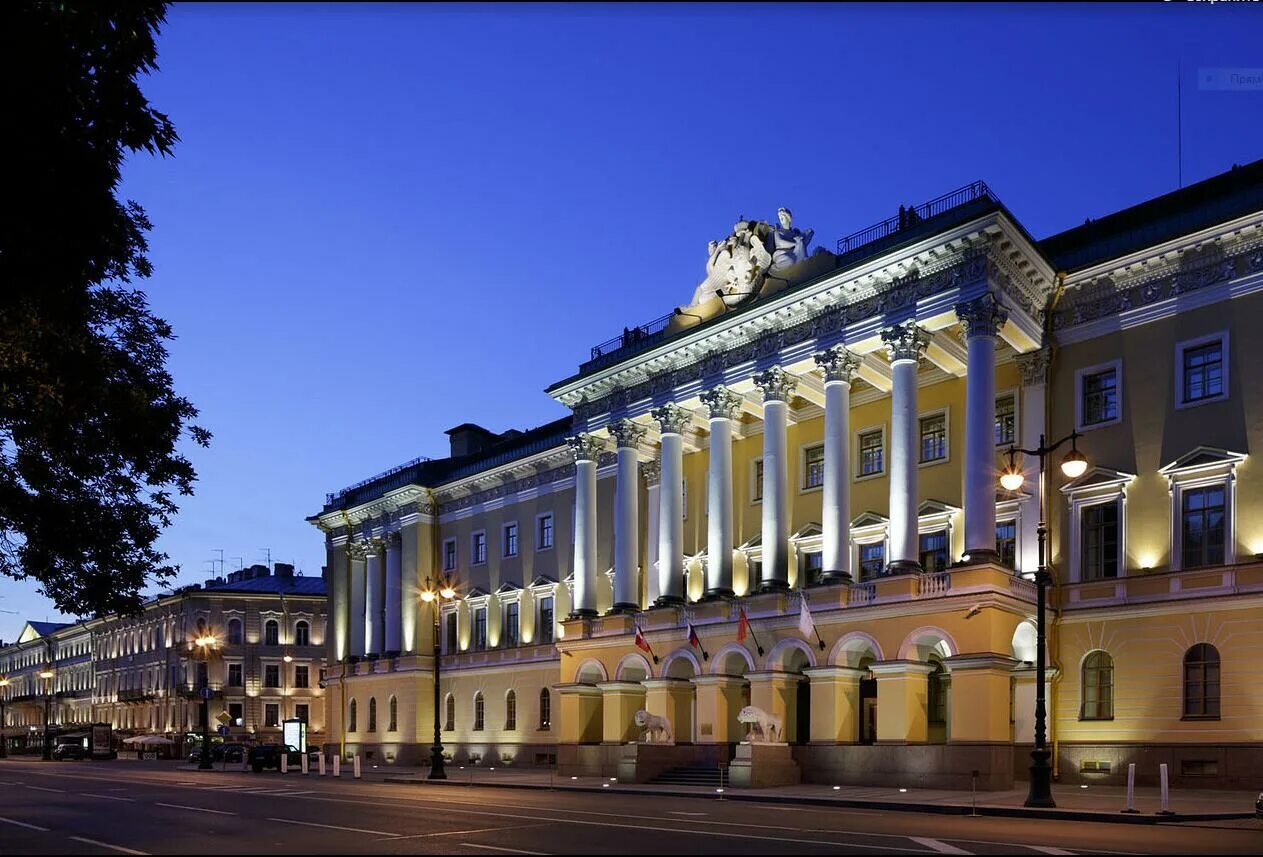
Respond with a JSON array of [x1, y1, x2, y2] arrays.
[[753, 366, 798, 403], [608, 419, 647, 449], [651, 402, 692, 436], [881, 321, 930, 364], [814, 345, 861, 383], [699, 386, 743, 420], [567, 433, 606, 463], [955, 292, 1009, 338]]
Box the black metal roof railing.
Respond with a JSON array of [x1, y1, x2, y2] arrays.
[[835, 180, 995, 258], [589, 313, 674, 362], [325, 455, 432, 507]]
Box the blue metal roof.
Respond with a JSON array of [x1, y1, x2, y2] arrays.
[[202, 576, 326, 596]]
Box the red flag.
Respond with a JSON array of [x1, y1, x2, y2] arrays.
[[737, 607, 750, 644], [634, 624, 652, 655], [687, 623, 701, 649]]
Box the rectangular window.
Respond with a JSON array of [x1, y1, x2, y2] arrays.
[[859, 429, 884, 477], [538, 596, 555, 644], [443, 612, 457, 654], [1081, 366, 1119, 427], [228, 702, 244, 727], [919, 413, 947, 463], [859, 543, 885, 579], [264, 664, 280, 688], [995, 394, 1016, 446], [1182, 486, 1226, 569], [505, 603, 520, 648], [800, 551, 823, 586], [473, 607, 487, 651], [443, 539, 457, 572], [295, 704, 309, 724], [503, 523, 518, 558], [264, 703, 279, 728], [752, 458, 764, 502], [1081, 501, 1120, 580], [1182, 340, 1224, 404], [472, 532, 487, 565], [803, 444, 825, 490], [537, 514, 554, 550], [294, 666, 309, 689], [227, 663, 243, 687], [996, 520, 1017, 569], [918, 530, 949, 573]]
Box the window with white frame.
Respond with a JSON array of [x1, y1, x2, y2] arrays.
[[859, 542, 885, 579], [472, 606, 487, 651], [1176, 332, 1228, 408], [857, 428, 884, 478], [537, 513, 554, 550], [996, 519, 1017, 569], [504, 602, 520, 647], [1161, 449, 1242, 572], [537, 595, 555, 644], [751, 458, 764, 503], [802, 444, 825, 490], [1076, 361, 1122, 430], [1081, 500, 1120, 581], [503, 522, 518, 558], [919, 411, 947, 464], [443, 538, 457, 571], [799, 550, 823, 586], [995, 393, 1016, 446], [471, 531, 487, 566], [443, 611, 458, 654], [1181, 486, 1227, 569], [918, 530, 949, 573]]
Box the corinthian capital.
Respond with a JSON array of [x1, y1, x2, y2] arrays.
[[814, 345, 862, 383], [881, 321, 930, 364], [1016, 346, 1051, 386], [567, 432, 605, 463], [651, 402, 692, 436], [753, 366, 798, 403], [348, 541, 369, 561], [639, 458, 661, 486], [955, 292, 1009, 339], [608, 419, 647, 449], [699, 386, 743, 421]]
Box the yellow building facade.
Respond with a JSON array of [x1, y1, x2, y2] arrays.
[[314, 164, 1263, 789]]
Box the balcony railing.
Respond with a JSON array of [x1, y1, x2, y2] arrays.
[[583, 313, 675, 373]]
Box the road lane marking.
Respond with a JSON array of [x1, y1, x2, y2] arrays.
[[1025, 849, 1076, 856], [378, 823, 548, 842], [668, 812, 708, 816], [80, 793, 136, 802], [68, 836, 149, 855], [155, 802, 237, 815], [27, 785, 64, 793], [0, 815, 50, 832], [462, 845, 548, 855], [911, 839, 973, 855], [266, 817, 400, 837]]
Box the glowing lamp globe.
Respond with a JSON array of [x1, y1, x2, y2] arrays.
[[1060, 448, 1088, 479], [999, 468, 1025, 491]]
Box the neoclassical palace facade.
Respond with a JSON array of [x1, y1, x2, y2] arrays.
[[313, 162, 1263, 789]]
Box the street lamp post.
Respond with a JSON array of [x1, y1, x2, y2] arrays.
[[1000, 431, 1088, 809], [0, 676, 8, 759], [420, 573, 457, 780], [39, 666, 55, 761], [193, 628, 218, 771]]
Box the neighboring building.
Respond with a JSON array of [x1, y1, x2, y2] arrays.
[[0, 563, 328, 753], [314, 161, 1263, 789]]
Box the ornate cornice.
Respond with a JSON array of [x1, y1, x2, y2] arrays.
[[608, 419, 647, 449], [567, 433, 606, 463], [955, 291, 1009, 338], [881, 321, 930, 364], [699, 386, 743, 420], [753, 366, 797, 403], [814, 345, 861, 383], [651, 402, 692, 436]]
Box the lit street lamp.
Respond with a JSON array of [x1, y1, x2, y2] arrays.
[[1000, 430, 1088, 808], [420, 573, 457, 780], [39, 666, 55, 761], [193, 627, 218, 771], [0, 675, 10, 759]]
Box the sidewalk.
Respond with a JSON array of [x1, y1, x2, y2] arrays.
[[381, 765, 1261, 825]]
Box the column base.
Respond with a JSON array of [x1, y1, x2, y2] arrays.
[[959, 549, 1000, 565], [884, 560, 922, 576], [702, 588, 734, 600], [365, 652, 381, 660], [758, 580, 790, 593], [652, 595, 685, 608], [608, 602, 641, 615], [818, 571, 852, 585], [569, 608, 599, 619], [382, 650, 400, 658]]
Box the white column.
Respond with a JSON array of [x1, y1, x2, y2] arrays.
[[383, 531, 402, 654], [753, 367, 797, 590], [348, 542, 367, 658], [568, 433, 604, 617], [642, 460, 661, 608], [882, 322, 929, 573], [400, 518, 420, 653], [957, 293, 1009, 563], [609, 420, 646, 613], [652, 404, 690, 605], [815, 346, 861, 583], [328, 534, 349, 662], [1016, 348, 1050, 575], [365, 539, 385, 656], [701, 387, 741, 598]]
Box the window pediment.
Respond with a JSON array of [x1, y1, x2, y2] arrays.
[[1159, 446, 1245, 481], [1060, 466, 1135, 496]]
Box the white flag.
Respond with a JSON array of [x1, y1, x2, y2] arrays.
[[798, 594, 815, 639]]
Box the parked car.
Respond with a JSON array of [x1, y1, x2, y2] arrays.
[[186, 742, 246, 765], [248, 743, 301, 773], [52, 741, 88, 761]]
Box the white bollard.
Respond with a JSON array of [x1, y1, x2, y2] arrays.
[[301, 752, 309, 775], [353, 754, 362, 779], [280, 752, 288, 774], [1158, 762, 1173, 815], [332, 755, 341, 778], [318, 754, 326, 777], [1123, 763, 1138, 813]]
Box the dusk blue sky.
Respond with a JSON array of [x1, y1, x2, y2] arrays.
[[4, 2, 1262, 640]]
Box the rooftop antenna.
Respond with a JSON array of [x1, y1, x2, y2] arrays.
[[231, 556, 243, 571], [212, 548, 225, 577], [260, 547, 272, 570]]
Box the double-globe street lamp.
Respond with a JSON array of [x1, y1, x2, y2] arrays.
[[999, 431, 1088, 809], [420, 573, 457, 780], [193, 626, 218, 771], [39, 666, 55, 761]]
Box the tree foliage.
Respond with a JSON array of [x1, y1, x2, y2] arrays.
[[0, 2, 209, 618]]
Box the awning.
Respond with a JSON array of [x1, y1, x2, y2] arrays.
[[123, 734, 174, 746]]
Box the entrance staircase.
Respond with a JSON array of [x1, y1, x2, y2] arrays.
[[648, 764, 726, 787]]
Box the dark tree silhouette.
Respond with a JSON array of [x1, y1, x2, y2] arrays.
[[0, 3, 209, 618]]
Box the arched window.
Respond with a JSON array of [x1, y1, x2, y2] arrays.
[[368, 697, 377, 732], [1080, 651, 1114, 720], [295, 621, 310, 647], [264, 619, 280, 647], [505, 690, 517, 731], [473, 692, 485, 731], [348, 698, 358, 732], [1183, 643, 1220, 719], [539, 688, 551, 730], [388, 696, 398, 732], [444, 693, 455, 731], [927, 658, 948, 725], [227, 619, 243, 646]]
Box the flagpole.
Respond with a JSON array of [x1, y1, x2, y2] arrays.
[[800, 591, 826, 652], [739, 603, 764, 656]]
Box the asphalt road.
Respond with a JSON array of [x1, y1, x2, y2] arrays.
[[0, 758, 1259, 855]]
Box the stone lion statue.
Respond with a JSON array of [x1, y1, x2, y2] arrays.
[[737, 705, 784, 744], [634, 709, 673, 744]]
